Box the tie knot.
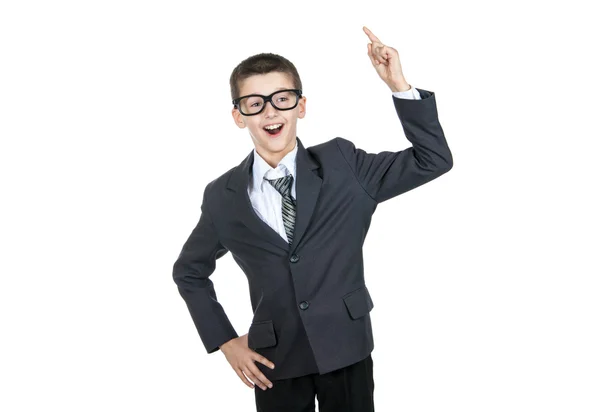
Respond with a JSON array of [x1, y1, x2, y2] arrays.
[[264, 174, 293, 198]]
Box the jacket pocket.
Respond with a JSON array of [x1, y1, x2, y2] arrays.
[[343, 285, 375, 320], [248, 320, 277, 349]]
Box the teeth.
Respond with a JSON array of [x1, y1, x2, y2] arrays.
[[264, 124, 283, 130]]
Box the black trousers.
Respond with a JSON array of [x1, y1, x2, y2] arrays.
[[254, 354, 374, 412]]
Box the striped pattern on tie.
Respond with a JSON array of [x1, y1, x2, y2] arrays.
[[264, 174, 296, 244]]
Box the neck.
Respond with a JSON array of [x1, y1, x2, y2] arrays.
[[257, 137, 297, 169]]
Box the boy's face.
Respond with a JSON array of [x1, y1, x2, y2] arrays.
[[232, 72, 306, 166]]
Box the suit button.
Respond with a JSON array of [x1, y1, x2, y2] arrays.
[[299, 301, 309, 310], [290, 254, 299, 263]]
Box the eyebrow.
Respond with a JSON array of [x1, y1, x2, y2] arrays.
[[247, 87, 290, 95]]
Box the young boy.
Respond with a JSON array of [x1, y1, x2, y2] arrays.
[[172, 26, 453, 412]]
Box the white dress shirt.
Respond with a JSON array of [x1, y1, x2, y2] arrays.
[[247, 86, 422, 243]]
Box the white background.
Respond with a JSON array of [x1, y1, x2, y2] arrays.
[[1, 1, 599, 411]]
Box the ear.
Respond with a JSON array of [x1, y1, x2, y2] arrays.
[[232, 108, 246, 129], [297, 96, 307, 119]]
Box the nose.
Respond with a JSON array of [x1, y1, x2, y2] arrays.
[[263, 100, 278, 116]]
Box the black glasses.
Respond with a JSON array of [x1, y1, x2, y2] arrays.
[[232, 89, 302, 116]]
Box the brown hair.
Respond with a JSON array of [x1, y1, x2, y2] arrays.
[[229, 52, 303, 102]]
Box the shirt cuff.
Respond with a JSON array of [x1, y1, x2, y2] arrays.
[[392, 85, 421, 100]]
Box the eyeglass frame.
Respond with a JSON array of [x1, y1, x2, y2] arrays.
[[232, 88, 303, 116]]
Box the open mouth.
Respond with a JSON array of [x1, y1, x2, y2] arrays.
[[263, 123, 284, 138]]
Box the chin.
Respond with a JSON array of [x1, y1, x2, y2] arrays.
[[268, 140, 289, 151], [265, 133, 291, 145], [254, 129, 294, 153]]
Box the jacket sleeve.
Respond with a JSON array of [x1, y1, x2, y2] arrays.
[[335, 88, 453, 204], [172, 184, 238, 353]]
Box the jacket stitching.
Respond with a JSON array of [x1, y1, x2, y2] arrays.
[[334, 137, 377, 203]]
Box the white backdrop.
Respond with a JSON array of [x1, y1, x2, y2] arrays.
[[1, 1, 599, 411]]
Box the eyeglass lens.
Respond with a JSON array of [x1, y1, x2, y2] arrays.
[[238, 91, 298, 115]]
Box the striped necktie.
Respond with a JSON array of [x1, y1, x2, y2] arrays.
[[264, 174, 296, 244]]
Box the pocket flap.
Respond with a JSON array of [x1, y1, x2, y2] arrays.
[[248, 320, 277, 349], [343, 285, 375, 320]]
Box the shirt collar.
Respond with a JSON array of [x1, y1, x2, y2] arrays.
[[251, 139, 298, 193]]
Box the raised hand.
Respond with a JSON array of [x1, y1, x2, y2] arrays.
[[219, 334, 275, 391], [363, 26, 411, 92]]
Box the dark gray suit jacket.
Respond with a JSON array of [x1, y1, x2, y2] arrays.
[[172, 88, 453, 381]]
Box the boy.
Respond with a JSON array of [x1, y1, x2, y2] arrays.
[[172, 26, 453, 412]]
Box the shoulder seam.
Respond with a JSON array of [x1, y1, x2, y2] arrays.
[[334, 137, 377, 202]]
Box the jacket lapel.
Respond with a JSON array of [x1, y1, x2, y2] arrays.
[[226, 137, 323, 254], [290, 138, 323, 254]]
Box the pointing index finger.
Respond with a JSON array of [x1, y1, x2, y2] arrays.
[[363, 26, 383, 44]]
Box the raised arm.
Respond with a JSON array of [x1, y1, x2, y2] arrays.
[[334, 27, 453, 204], [336, 88, 452, 203]]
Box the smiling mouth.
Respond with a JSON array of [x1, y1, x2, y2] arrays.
[[264, 124, 284, 137]]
